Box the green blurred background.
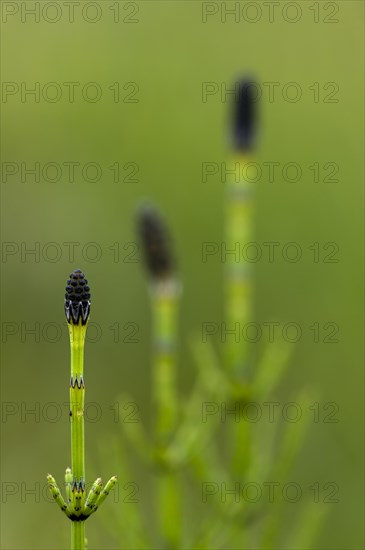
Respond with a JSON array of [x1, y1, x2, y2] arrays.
[[1, 1, 364, 548]]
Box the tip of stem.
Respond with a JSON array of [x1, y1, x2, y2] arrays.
[[232, 78, 258, 153], [64, 269, 91, 325], [137, 202, 175, 281]]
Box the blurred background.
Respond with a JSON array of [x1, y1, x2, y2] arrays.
[[1, 1, 364, 548]]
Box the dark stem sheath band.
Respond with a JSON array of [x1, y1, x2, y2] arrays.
[[70, 375, 85, 389]]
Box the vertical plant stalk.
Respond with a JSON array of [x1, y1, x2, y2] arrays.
[[65, 270, 90, 550], [71, 523, 85, 550], [138, 204, 181, 548], [225, 163, 254, 377], [225, 80, 258, 478], [152, 284, 179, 440], [151, 281, 180, 548], [47, 269, 117, 550], [69, 323, 87, 487], [225, 79, 257, 380]]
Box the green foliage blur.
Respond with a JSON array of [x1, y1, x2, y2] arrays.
[[1, 1, 364, 549]]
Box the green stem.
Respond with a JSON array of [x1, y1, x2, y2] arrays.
[[225, 153, 254, 379], [69, 324, 86, 482], [71, 522, 85, 550], [69, 322, 87, 549], [225, 155, 254, 480], [69, 325, 86, 481], [151, 281, 181, 548], [152, 283, 178, 442]]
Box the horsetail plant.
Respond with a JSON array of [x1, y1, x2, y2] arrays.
[[138, 203, 179, 441], [225, 78, 258, 380], [223, 79, 259, 480], [137, 204, 182, 548], [96, 77, 322, 549], [47, 269, 117, 550]]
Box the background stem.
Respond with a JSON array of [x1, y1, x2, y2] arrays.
[[225, 155, 254, 480], [152, 282, 181, 548], [225, 153, 254, 378], [152, 288, 178, 439]]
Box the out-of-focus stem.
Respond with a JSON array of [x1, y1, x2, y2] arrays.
[[152, 284, 178, 440], [224, 153, 255, 379], [224, 78, 258, 484], [225, 155, 255, 481], [151, 280, 181, 548]]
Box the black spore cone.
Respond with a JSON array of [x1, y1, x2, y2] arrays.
[[232, 79, 258, 152], [137, 204, 174, 280], [64, 269, 91, 325]]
